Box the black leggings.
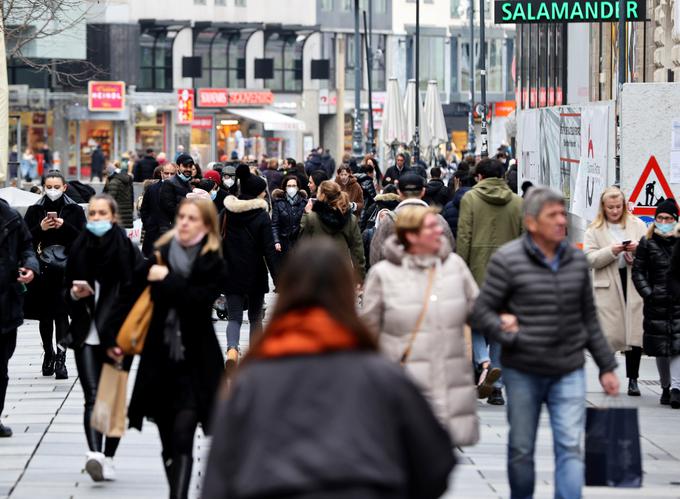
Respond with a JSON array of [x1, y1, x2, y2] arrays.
[[39, 316, 69, 354], [74, 345, 124, 457], [156, 409, 199, 462]]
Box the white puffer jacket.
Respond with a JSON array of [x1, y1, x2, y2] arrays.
[[361, 235, 479, 446]]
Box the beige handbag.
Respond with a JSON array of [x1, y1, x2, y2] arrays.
[[400, 266, 437, 365], [91, 363, 128, 438]]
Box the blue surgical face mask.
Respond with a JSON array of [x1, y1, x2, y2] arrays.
[[86, 220, 113, 237], [177, 172, 191, 182], [210, 190, 217, 201], [655, 221, 675, 234]]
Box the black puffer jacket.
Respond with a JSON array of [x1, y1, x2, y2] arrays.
[[271, 189, 307, 253], [441, 187, 471, 238], [103, 172, 135, 228], [359, 192, 400, 232], [423, 179, 451, 207], [222, 196, 279, 295], [632, 232, 680, 357], [355, 173, 377, 211], [0, 200, 39, 335]]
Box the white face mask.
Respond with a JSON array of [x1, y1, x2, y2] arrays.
[[223, 178, 235, 188], [286, 187, 299, 198], [45, 188, 63, 202]]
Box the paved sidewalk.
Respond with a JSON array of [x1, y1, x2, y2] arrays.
[[2, 314, 679, 498]]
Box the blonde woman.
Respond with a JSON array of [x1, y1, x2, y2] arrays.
[[128, 197, 225, 499], [361, 205, 479, 446], [584, 187, 647, 396]]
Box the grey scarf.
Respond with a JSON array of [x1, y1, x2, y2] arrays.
[[164, 237, 201, 361]]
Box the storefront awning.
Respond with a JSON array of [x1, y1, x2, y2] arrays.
[[228, 108, 305, 132]]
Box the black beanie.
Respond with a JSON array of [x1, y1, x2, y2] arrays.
[[236, 164, 266, 199], [655, 199, 678, 220]]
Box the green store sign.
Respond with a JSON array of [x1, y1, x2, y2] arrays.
[[494, 0, 646, 23]]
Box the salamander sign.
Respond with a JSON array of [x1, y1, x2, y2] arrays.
[[494, 0, 646, 23]]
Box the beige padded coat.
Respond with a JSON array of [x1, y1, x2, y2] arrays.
[[583, 216, 647, 351], [361, 235, 479, 447]]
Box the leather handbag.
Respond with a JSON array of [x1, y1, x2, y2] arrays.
[[91, 363, 128, 438], [38, 244, 68, 271], [116, 251, 162, 355], [400, 266, 437, 365]]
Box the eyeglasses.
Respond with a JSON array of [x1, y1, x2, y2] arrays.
[[656, 215, 676, 223]]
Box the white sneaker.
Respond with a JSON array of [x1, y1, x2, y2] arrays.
[[103, 457, 116, 481], [85, 451, 105, 482]]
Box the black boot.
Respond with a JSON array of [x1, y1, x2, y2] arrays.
[[42, 349, 55, 376], [627, 378, 641, 396], [660, 387, 671, 405], [671, 389, 680, 409], [54, 349, 68, 380], [169, 454, 193, 499], [0, 423, 12, 438]]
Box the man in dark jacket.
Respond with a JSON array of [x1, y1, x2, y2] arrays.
[[90, 145, 105, 182], [304, 151, 325, 177], [442, 171, 475, 238], [140, 163, 176, 256], [134, 148, 159, 182], [0, 199, 39, 437], [473, 186, 619, 499], [159, 154, 193, 234], [320, 148, 336, 178], [382, 153, 412, 186], [423, 167, 451, 207]]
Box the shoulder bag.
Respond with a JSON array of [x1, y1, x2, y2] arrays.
[[400, 266, 437, 365]]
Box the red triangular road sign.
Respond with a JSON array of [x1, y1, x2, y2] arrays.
[[629, 156, 675, 216]]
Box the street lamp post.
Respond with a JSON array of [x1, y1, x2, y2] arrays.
[[479, 0, 489, 158], [467, 0, 476, 155], [352, 0, 364, 159], [413, 0, 421, 164], [363, 6, 376, 155]]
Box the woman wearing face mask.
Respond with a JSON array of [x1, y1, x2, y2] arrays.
[[196, 179, 222, 214], [221, 164, 279, 374], [128, 197, 225, 498], [632, 199, 680, 408], [24, 170, 86, 380], [102, 159, 135, 228], [221, 165, 239, 197], [63, 194, 144, 482], [271, 175, 307, 257], [584, 187, 647, 397]]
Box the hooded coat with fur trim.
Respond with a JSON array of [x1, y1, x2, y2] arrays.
[[300, 201, 366, 280], [361, 235, 479, 447], [271, 189, 308, 253], [222, 196, 279, 295]]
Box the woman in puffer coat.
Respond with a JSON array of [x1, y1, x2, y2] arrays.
[[632, 199, 680, 408], [202, 238, 455, 499], [361, 205, 479, 446], [271, 175, 307, 256]]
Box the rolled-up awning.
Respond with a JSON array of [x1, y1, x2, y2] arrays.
[[228, 108, 305, 132]]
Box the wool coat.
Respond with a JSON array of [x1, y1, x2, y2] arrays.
[[361, 235, 479, 447], [583, 217, 647, 351]]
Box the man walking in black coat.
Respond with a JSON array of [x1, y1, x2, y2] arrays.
[[473, 187, 619, 499], [90, 145, 105, 182], [141, 163, 176, 256], [159, 154, 194, 234], [423, 167, 451, 207], [134, 148, 160, 182], [0, 199, 39, 437]]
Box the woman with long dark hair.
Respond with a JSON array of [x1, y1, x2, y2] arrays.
[[128, 197, 225, 498], [24, 170, 86, 379], [64, 194, 144, 481], [202, 238, 456, 499]]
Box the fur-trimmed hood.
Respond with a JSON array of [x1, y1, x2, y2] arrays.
[[271, 189, 308, 201], [374, 192, 400, 203], [223, 195, 269, 214]]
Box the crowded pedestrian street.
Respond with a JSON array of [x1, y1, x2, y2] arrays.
[[0, 313, 677, 499]]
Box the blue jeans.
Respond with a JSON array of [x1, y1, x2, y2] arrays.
[[225, 293, 264, 350], [472, 329, 503, 388], [504, 367, 585, 499]]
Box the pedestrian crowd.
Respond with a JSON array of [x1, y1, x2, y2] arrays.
[[0, 141, 677, 499]]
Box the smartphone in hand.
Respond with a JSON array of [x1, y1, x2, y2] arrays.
[[46, 212, 58, 219]]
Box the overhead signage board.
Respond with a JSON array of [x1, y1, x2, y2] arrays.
[[494, 0, 646, 23], [88, 81, 125, 112], [197, 88, 274, 108]]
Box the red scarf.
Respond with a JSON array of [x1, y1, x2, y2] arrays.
[[252, 308, 358, 359]]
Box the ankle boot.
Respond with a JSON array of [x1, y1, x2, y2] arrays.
[[627, 378, 641, 396], [42, 349, 55, 376], [54, 349, 68, 380], [169, 454, 193, 499]]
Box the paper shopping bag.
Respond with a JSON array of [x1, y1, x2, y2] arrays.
[[91, 363, 129, 438]]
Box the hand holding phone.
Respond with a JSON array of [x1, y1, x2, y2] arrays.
[[621, 240, 632, 246], [72, 280, 94, 299], [46, 212, 57, 219]]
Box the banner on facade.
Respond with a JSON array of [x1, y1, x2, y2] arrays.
[[177, 89, 194, 125], [494, 0, 646, 24], [571, 106, 609, 222], [88, 81, 125, 112], [197, 88, 275, 108], [558, 108, 581, 201]]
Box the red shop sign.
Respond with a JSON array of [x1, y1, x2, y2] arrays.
[[192, 116, 214, 129], [88, 81, 125, 111], [228, 90, 274, 106], [197, 88, 229, 107], [177, 89, 194, 125]]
